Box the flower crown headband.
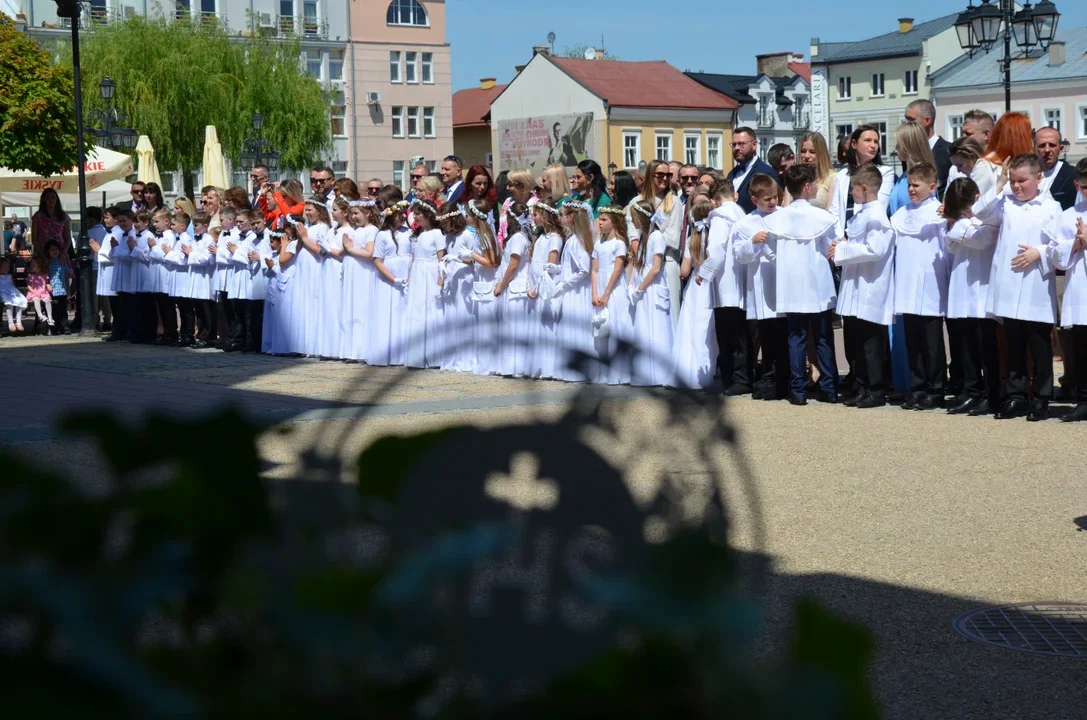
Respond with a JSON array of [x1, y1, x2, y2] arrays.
[[506, 207, 532, 228], [411, 199, 438, 216], [437, 206, 467, 221], [630, 202, 652, 218], [562, 199, 593, 215], [269, 229, 285, 239], [381, 200, 410, 218], [535, 201, 559, 215], [349, 199, 376, 208], [467, 201, 489, 221], [598, 205, 626, 215]]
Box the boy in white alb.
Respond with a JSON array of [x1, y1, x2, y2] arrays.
[[86, 206, 113, 334], [1045, 158, 1087, 422], [762, 164, 839, 404], [225, 210, 256, 352], [974, 152, 1064, 421], [130, 210, 157, 343], [163, 211, 194, 346], [829, 163, 896, 408], [186, 212, 218, 349], [732, 174, 787, 400], [700, 178, 751, 394], [891, 163, 948, 410], [109, 208, 137, 342], [148, 209, 178, 346], [213, 207, 239, 349]]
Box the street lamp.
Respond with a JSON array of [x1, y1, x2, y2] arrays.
[[955, 0, 1061, 112], [239, 112, 280, 184], [88, 76, 137, 152]]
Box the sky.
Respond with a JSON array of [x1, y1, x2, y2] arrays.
[[446, 0, 1087, 91]]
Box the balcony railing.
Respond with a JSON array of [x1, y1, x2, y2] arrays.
[[756, 110, 776, 129], [269, 14, 328, 38], [301, 17, 328, 38], [793, 111, 811, 130]]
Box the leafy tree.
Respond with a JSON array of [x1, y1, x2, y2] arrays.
[[0, 15, 79, 176], [63, 14, 331, 196], [562, 43, 619, 61]]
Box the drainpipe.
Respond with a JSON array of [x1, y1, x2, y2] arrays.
[[604, 103, 611, 175], [346, 0, 357, 179]]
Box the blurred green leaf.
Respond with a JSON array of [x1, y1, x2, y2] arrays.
[[355, 427, 467, 504]]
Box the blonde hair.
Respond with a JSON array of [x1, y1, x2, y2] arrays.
[[562, 203, 595, 255], [417, 175, 445, 202], [798, 132, 834, 184], [506, 169, 536, 195], [173, 197, 196, 218], [895, 122, 935, 169], [599, 206, 629, 245], [687, 196, 714, 266], [280, 179, 305, 206], [467, 200, 499, 266], [542, 163, 571, 202], [639, 159, 675, 214]]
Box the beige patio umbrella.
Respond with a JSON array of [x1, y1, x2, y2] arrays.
[[134, 135, 162, 188], [201, 125, 228, 189]]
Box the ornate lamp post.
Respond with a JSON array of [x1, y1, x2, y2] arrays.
[[239, 113, 280, 185], [955, 0, 1061, 113], [88, 76, 139, 152]]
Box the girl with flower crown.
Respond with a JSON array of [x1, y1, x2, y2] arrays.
[[527, 200, 564, 379], [266, 214, 303, 356], [554, 199, 596, 381], [626, 198, 674, 386], [439, 203, 476, 372], [340, 199, 380, 361], [315, 198, 350, 359], [287, 199, 330, 356], [404, 199, 447, 369], [467, 200, 500, 376], [494, 200, 534, 377], [591, 205, 632, 384], [367, 192, 412, 366], [671, 195, 718, 389]]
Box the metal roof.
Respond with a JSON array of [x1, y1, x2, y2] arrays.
[[686, 72, 806, 105], [931, 27, 1087, 89], [812, 13, 960, 64]]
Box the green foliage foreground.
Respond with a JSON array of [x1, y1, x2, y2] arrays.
[[0, 408, 878, 718]]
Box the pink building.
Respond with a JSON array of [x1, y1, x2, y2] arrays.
[[349, 0, 453, 188], [931, 29, 1087, 163]]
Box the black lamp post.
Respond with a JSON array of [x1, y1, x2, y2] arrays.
[[239, 113, 280, 186], [88, 77, 138, 152], [955, 0, 1061, 113]]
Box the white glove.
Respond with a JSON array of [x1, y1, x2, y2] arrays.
[[433, 284, 444, 299], [629, 289, 644, 307], [458, 250, 474, 262], [544, 263, 562, 276], [552, 281, 567, 296], [395, 277, 408, 289]]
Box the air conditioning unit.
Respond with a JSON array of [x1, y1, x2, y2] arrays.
[[258, 12, 275, 28], [123, 5, 137, 18], [366, 91, 382, 105]]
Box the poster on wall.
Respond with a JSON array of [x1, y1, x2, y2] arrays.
[[497, 113, 594, 174]]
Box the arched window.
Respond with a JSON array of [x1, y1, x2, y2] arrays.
[[386, 0, 428, 26]]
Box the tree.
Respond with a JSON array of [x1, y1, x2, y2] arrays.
[[0, 15, 79, 176], [65, 14, 331, 197], [562, 43, 619, 61]]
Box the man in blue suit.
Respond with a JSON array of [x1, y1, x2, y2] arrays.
[[727, 128, 781, 213]]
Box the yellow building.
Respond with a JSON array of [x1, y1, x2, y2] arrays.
[[488, 49, 737, 176], [452, 79, 507, 170]]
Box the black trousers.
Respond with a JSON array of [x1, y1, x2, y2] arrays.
[[156, 292, 178, 342], [714, 306, 753, 389], [51, 296, 69, 332], [137, 292, 157, 342], [108, 295, 125, 339], [228, 297, 248, 349], [247, 300, 265, 351], [844, 317, 889, 395], [121, 292, 139, 341], [195, 299, 216, 343], [755, 317, 789, 397], [216, 290, 234, 346], [902, 314, 947, 395], [176, 297, 195, 344], [1003, 318, 1053, 401], [1073, 326, 1087, 402], [947, 317, 1001, 404]]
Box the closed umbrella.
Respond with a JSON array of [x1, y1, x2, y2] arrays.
[[135, 135, 162, 188], [201, 125, 228, 189]]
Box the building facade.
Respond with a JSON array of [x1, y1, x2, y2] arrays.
[[687, 52, 812, 159], [931, 29, 1087, 163], [489, 50, 736, 177], [452, 78, 506, 170], [810, 14, 964, 153], [349, 0, 452, 189]]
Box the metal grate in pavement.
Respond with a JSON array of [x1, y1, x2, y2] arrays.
[[952, 602, 1087, 659]]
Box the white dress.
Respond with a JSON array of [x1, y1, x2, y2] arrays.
[[266, 243, 297, 356], [340, 224, 378, 361], [440, 229, 477, 372], [289, 222, 327, 356], [497, 231, 533, 377], [262, 257, 282, 354], [629, 230, 674, 386], [591, 237, 631, 385], [0, 275, 27, 309], [404, 228, 446, 369], [367, 227, 412, 366], [471, 231, 500, 376], [529, 231, 564, 379], [314, 224, 347, 358], [672, 243, 718, 389], [1045, 202, 1087, 327], [555, 234, 595, 381], [946, 217, 998, 320]]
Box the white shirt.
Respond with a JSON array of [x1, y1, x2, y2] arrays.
[[828, 165, 895, 237], [928, 134, 941, 150], [1040, 161, 1064, 199], [732, 210, 782, 320], [891, 196, 947, 317], [836, 201, 896, 325], [1045, 200, 1087, 327], [945, 217, 998, 319], [698, 203, 747, 309], [762, 199, 838, 313], [731, 155, 759, 193]]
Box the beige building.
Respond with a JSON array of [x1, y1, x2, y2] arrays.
[[452, 78, 507, 170], [349, 0, 453, 188]]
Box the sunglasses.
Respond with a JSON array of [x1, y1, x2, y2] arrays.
[[367, 187, 380, 195], [411, 174, 426, 181], [132, 190, 144, 195], [653, 172, 670, 179], [680, 176, 699, 183], [310, 177, 330, 185]]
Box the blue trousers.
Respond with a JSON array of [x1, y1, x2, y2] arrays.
[[788, 311, 838, 398]]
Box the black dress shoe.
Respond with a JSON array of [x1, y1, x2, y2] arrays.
[[724, 383, 753, 396], [812, 390, 838, 404], [1027, 399, 1049, 422], [192, 339, 210, 349], [967, 398, 995, 417], [223, 343, 242, 353], [916, 393, 945, 410], [842, 390, 864, 407], [788, 395, 808, 406], [751, 386, 768, 400], [856, 392, 887, 409], [152, 336, 171, 346], [946, 396, 976, 415], [1055, 385, 1075, 403], [901, 391, 925, 410], [1062, 403, 1087, 422], [887, 388, 906, 405], [996, 399, 1028, 419]]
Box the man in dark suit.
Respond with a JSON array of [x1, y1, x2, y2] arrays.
[[116, 181, 145, 214], [727, 128, 781, 214], [905, 100, 952, 198], [441, 155, 464, 205], [1036, 127, 1077, 211]]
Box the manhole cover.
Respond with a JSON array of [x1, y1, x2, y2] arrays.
[[952, 602, 1087, 658]]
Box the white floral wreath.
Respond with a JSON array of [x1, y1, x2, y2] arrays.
[[535, 201, 559, 215], [630, 202, 652, 218], [411, 199, 438, 216], [381, 200, 410, 218], [349, 199, 376, 208], [563, 199, 593, 215]]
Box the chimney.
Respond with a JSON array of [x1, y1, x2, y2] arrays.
[[810, 37, 820, 58], [514, 64, 526, 75], [898, 18, 914, 33], [756, 52, 790, 78], [480, 78, 496, 90], [532, 44, 551, 57], [1049, 41, 1066, 67], [594, 48, 604, 60]]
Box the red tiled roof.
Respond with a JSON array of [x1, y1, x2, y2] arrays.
[[546, 56, 738, 111], [452, 83, 507, 128], [788, 61, 811, 82]]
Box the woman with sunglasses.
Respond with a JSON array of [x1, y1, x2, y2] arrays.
[[627, 159, 681, 323], [569, 160, 611, 219]]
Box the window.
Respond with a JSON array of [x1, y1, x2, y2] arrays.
[[684, 133, 700, 165], [871, 73, 885, 97], [758, 137, 772, 161], [386, 0, 428, 26], [160, 173, 175, 193], [328, 51, 343, 82], [836, 123, 853, 140], [1044, 107, 1062, 134], [405, 51, 417, 83], [407, 106, 419, 137], [623, 131, 640, 168], [904, 69, 918, 94], [485, 153, 493, 168], [393, 160, 405, 189], [332, 160, 348, 175], [200, 0, 215, 14], [838, 76, 851, 100], [1079, 105, 1087, 141], [330, 90, 346, 137], [423, 107, 435, 138], [426, 160, 437, 172], [948, 114, 964, 141], [706, 133, 722, 170], [302, 0, 318, 35], [389, 51, 401, 83], [873, 122, 887, 156], [176, 0, 190, 20], [655, 132, 672, 162], [305, 50, 322, 79], [391, 106, 404, 137], [421, 53, 433, 83]]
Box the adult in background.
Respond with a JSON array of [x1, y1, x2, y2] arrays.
[[142, 182, 167, 213], [1036, 127, 1076, 210], [365, 178, 383, 198], [727, 128, 780, 213], [309, 166, 334, 203], [224, 186, 252, 212], [249, 165, 269, 205], [32, 188, 72, 270], [405, 163, 429, 203], [117, 181, 146, 213], [201, 186, 224, 233], [905, 99, 952, 198], [789, 131, 837, 209], [678, 164, 701, 200], [697, 168, 718, 193], [888, 123, 936, 214], [570, 159, 611, 218], [668, 161, 682, 194], [174, 197, 197, 237], [9, 214, 26, 254], [463, 165, 499, 229], [961, 109, 994, 149], [947, 137, 999, 195], [982, 111, 1033, 171], [497, 169, 536, 244], [610, 170, 639, 209], [539, 163, 571, 206], [441, 155, 465, 205], [630, 159, 681, 326]]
